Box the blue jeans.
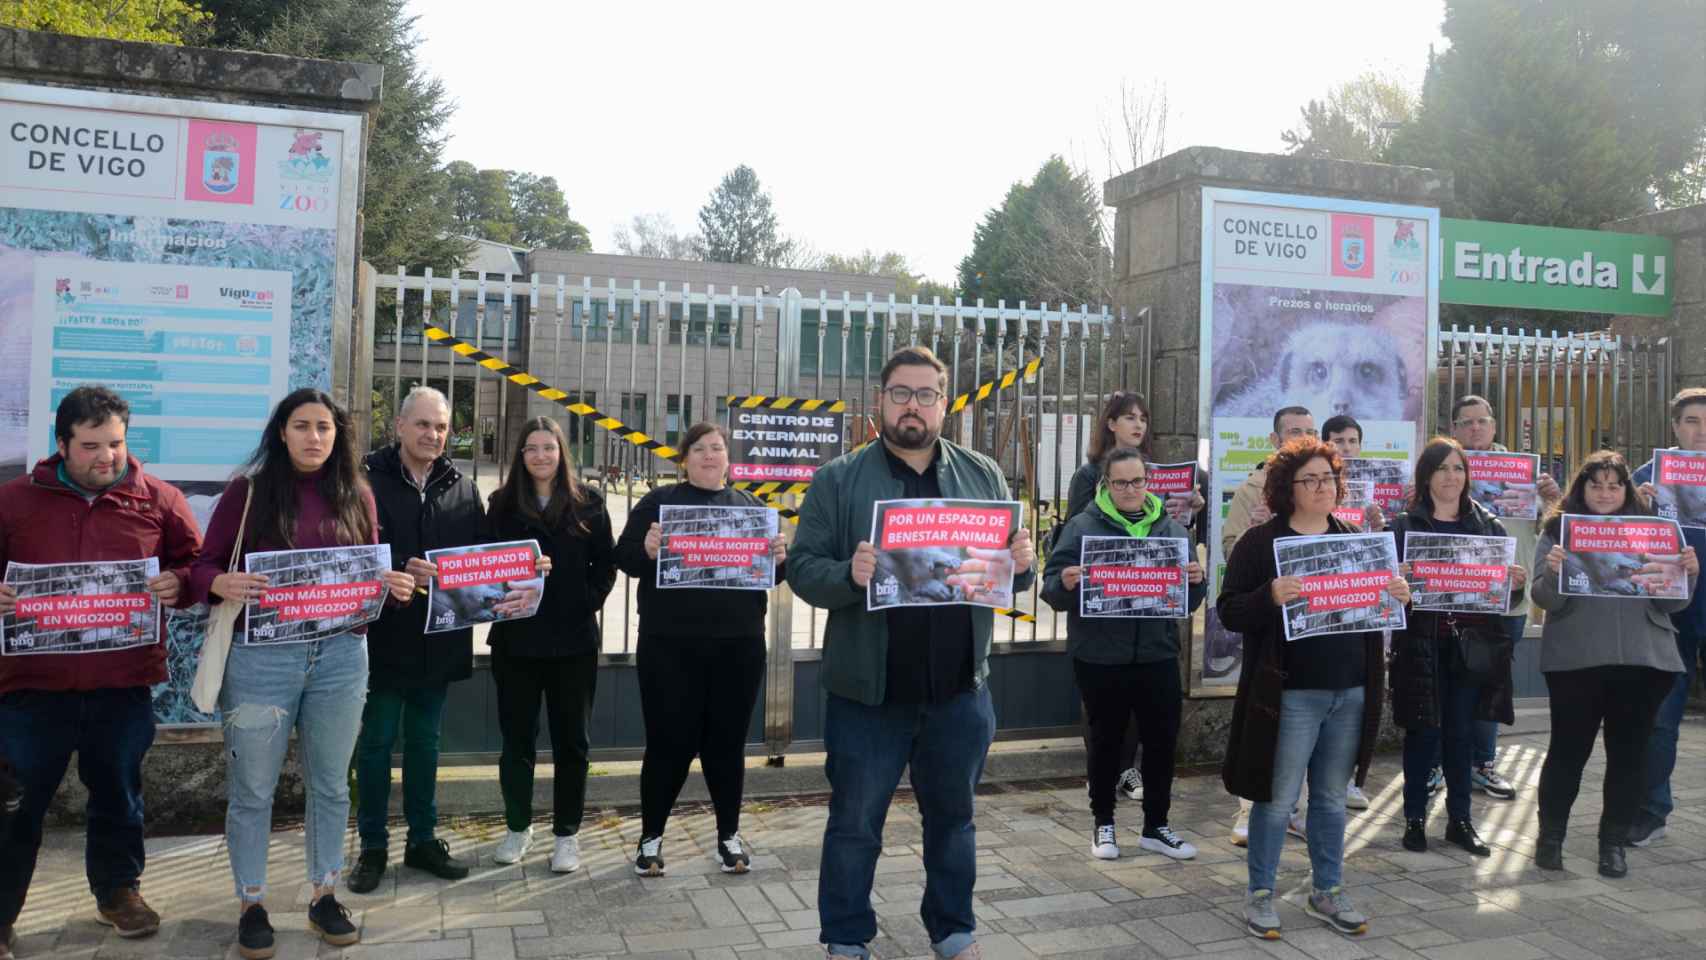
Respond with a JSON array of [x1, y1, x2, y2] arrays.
[[354, 683, 450, 850], [1247, 686, 1364, 895], [0, 687, 155, 926], [221, 635, 367, 902], [819, 686, 996, 960], [1403, 665, 1478, 821], [1640, 628, 1701, 827]]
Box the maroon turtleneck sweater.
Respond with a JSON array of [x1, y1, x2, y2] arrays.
[[188, 468, 381, 610]]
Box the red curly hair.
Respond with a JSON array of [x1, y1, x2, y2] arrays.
[[1262, 437, 1346, 518]]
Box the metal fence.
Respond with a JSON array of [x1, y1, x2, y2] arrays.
[[1434, 326, 1676, 476], [366, 268, 1151, 655]]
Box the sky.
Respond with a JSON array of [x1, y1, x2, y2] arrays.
[[411, 0, 1448, 285]]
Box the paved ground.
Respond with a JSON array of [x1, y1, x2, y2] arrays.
[[16, 714, 1706, 960]]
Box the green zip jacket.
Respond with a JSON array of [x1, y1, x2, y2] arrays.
[[786, 439, 1035, 706]]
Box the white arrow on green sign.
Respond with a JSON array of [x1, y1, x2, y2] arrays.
[[1441, 218, 1672, 317]]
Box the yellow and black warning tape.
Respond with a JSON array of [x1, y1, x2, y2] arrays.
[[423, 325, 681, 460], [420, 326, 1037, 622], [732, 480, 812, 498], [951, 356, 1041, 413], [726, 395, 846, 412]]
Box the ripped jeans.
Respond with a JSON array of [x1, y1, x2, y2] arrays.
[[220, 634, 367, 902]]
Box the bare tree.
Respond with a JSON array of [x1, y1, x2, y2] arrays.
[[611, 212, 698, 260], [1100, 79, 1174, 179]]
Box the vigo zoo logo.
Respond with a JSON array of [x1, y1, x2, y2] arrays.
[[219, 286, 275, 309], [1391, 220, 1422, 260], [277, 129, 335, 215]]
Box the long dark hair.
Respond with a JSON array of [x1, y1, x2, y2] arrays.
[[489, 417, 592, 534], [1087, 391, 1154, 463], [242, 388, 372, 549], [1412, 436, 1472, 518], [1543, 450, 1645, 539]]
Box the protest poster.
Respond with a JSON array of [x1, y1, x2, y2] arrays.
[[868, 498, 1023, 611], [425, 540, 543, 633], [657, 505, 779, 590], [1402, 532, 1515, 614], [242, 544, 391, 644], [1343, 458, 1410, 519], [1273, 532, 1406, 641], [1, 558, 160, 656], [1559, 514, 1690, 600], [1465, 450, 1542, 520], [729, 408, 842, 483], [1652, 449, 1706, 531], [1079, 536, 1190, 619], [1147, 462, 1198, 500], [1331, 480, 1378, 528]]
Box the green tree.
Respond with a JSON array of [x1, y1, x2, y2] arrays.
[[193, 0, 469, 270], [1280, 72, 1418, 161], [957, 156, 1109, 308], [820, 250, 956, 301], [695, 165, 790, 265], [444, 161, 516, 244], [4, 0, 208, 42], [1390, 0, 1706, 227], [510, 172, 590, 250]]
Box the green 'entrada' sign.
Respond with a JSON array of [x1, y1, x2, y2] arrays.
[[1441, 218, 1672, 317]]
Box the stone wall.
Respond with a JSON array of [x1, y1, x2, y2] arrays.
[[1607, 204, 1706, 391]]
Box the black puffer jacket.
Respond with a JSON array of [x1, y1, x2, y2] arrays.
[[486, 487, 616, 658], [365, 445, 487, 688], [1387, 501, 1523, 730]]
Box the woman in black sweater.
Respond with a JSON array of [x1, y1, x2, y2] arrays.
[[1387, 437, 1526, 858], [615, 422, 787, 877], [1217, 437, 1408, 941], [485, 417, 616, 874]]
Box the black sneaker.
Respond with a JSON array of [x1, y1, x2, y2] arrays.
[[347, 848, 387, 894], [237, 905, 275, 960], [716, 834, 752, 874], [634, 835, 666, 877], [403, 838, 470, 880], [307, 894, 359, 947], [1402, 818, 1427, 852]]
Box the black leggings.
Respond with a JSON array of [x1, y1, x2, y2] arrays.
[[637, 633, 766, 839], [1538, 665, 1674, 843], [1073, 657, 1181, 830]]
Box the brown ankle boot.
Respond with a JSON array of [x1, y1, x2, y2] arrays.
[[95, 887, 160, 938]]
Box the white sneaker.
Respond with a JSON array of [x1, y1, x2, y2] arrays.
[[1117, 768, 1144, 802], [550, 834, 581, 873], [1288, 810, 1307, 841], [492, 827, 533, 865], [1345, 781, 1370, 810], [1091, 824, 1119, 860], [1140, 825, 1197, 860]]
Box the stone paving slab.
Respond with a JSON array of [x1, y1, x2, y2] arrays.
[[13, 718, 1706, 959]]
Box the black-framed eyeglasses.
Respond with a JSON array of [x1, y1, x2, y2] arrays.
[[1107, 477, 1148, 492], [1291, 473, 1339, 491], [883, 385, 942, 406]]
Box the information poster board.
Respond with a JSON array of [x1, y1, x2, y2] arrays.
[[1198, 189, 1437, 687], [0, 81, 364, 722]]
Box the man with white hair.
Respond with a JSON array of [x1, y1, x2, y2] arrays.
[[348, 387, 487, 891]]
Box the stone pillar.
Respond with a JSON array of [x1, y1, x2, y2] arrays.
[[1103, 147, 1454, 463], [1606, 204, 1706, 391]]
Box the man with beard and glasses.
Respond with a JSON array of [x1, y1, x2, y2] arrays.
[[788, 346, 1035, 960]]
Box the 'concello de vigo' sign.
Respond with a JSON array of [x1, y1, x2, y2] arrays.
[[1441, 218, 1672, 317]]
